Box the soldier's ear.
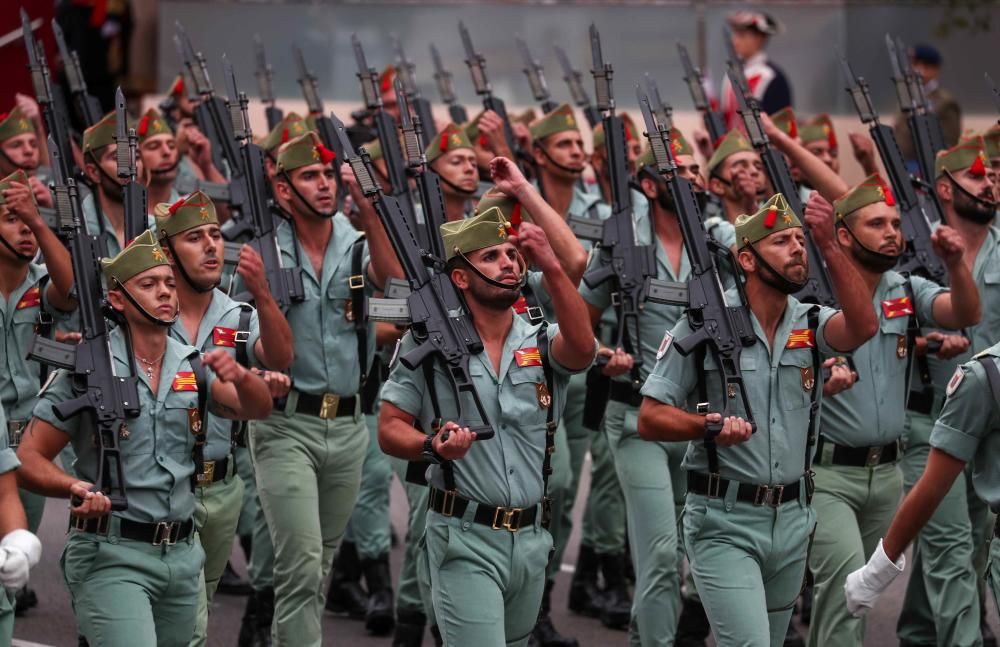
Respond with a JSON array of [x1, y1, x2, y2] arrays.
[[736, 247, 755, 274], [935, 177, 952, 204], [106, 288, 126, 313], [835, 222, 852, 249], [638, 176, 658, 201], [450, 265, 470, 290]]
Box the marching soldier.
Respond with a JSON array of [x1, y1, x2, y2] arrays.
[[136, 109, 183, 209], [637, 192, 877, 646], [152, 191, 294, 646], [17, 230, 274, 646], [246, 130, 400, 646], [894, 137, 999, 647], [806, 172, 980, 647], [706, 130, 767, 225], [378, 190, 597, 646], [426, 123, 479, 222], [0, 107, 52, 208]]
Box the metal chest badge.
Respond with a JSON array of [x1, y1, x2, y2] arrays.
[[896, 335, 907, 359], [800, 367, 815, 392], [344, 299, 354, 322], [536, 383, 551, 409]]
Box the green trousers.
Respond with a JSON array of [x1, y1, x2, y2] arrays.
[[241, 427, 275, 591], [988, 537, 1000, 618], [0, 590, 12, 645], [234, 445, 258, 538], [604, 399, 682, 646], [60, 525, 205, 646], [251, 405, 368, 646], [343, 413, 392, 559], [897, 410, 982, 647], [424, 506, 552, 646], [190, 461, 244, 647], [580, 422, 627, 555], [808, 461, 902, 647], [683, 486, 814, 647], [392, 458, 434, 622], [546, 372, 585, 579]]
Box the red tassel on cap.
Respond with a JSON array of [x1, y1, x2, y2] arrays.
[[970, 153, 987, 178], [380, 68, 394, 94], [624, 123, 633, 142], [827, 126, 838, 151], [510, 203, 522, 233], [167, 197, 187, 215], [478, 135, 488, 148], [440, 131, 450, 153], [317, 144, 337, 165], [0, 113, 8, 122], [763, 207, 778, 229], [172, 77, 184, 96], [883, 184, 896, 207], [138, 114, 151, 137], [281, 127, 290, 144], [788, 120, 798, 139]]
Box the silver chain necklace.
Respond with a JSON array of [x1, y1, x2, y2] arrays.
[[135, 351, 166, 380]]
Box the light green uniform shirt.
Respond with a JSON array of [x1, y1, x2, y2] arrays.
[[929, 342, 1000, 511], [33, 330, 212, 522], [641, 295, 839, 486], [0, 263, 69, 420], [381, 315, 592, 508], [80, 192, 162, 259], [275, 214, 375, 396], [821, 271, 944, 447], [169, 290, 260, 462]]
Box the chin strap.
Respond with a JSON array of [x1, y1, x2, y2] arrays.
[[745, 243, 807, 295], [437, 173, 479, 196], [163, 237, 218, 294], [453, 248, 528, 291], [279, 171, 336, 220], [111, 279, 179, 328], [533, 143, 586, 176], [946, 170, 999, 211], [838, 222, 899, 273], [0, 234, 33, 262]]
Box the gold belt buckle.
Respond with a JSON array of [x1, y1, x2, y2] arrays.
[[492, 507, 523, 532], [198, 460, 216, 487], [318, 393, 340, 419]]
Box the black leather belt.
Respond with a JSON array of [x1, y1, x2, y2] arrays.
[[194, 456, 230, 488], [816, 436, 899, 467], [608, 381, 642, 407], [69, 514, 194, 545], [428, 487, 539, 532], [280, 392, 357, 419], [687, 472, 804, 507]]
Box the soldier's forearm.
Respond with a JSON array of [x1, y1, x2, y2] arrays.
[[938, 264, 981, 330], [0, 472, 28, 537], [377, 406, 425, 461], [255, 297, 294, 371], [771, 129, 848, 202], [823, 244, 878, 350], [636, 398, 705, 442]]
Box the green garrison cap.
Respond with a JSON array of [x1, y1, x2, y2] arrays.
[[475, 186, 532, 227], [935, 135, 989, 179], [440, 205, 512, 261], [276, 131, 337, 174], [770, 107, 798, 139], [101, 229, 170, 285], [363, 138, 383, 163], [637, 128, 694, 169], [260, 112, 308, 154], [0, 107, 35, 144], [833, 173, 896, 221], [985, 123, 1000, 159], [0, 169, 32, 206], [592, 112, 639, 151], [136, 108, 172, 144], [463, 111, 486, 144], [707, 129, 754, 177], [529, 104, 580, 142], [800, 114, 837, 149], [154, 190, 219, 239], [735, 193, 801, 248], [426, 123, 474, 163], [168, 75, 185, 97], [83, 111, 118, 153]]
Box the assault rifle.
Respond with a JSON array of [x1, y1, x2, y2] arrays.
[[174, 22, 240, 175], [52, 20, 101, 128], [458, 22, 525, 168], [887, 35, 946, 182], [554, 46, 600, 128], [223, 56, 304, 312], [987, 73, 1000, 117], [678, 43, 725, 145], [429, 44, 468, 125], [725, 61, 839, 308], [113, 88, 148, 244], [516, 37, 559, 114], [334, 111, 495, 440], [392, 36, 437, 140], [28, 139, 140, 511], [292, 46, 348, 211], [254, 35, 283, 131], [22, 9, 75, 181], [636, 83, 757, 436], [839, 54, 948, 286]]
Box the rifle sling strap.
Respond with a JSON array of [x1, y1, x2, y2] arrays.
[[350, 236, 369, 384], [229, 304, 253, 447]]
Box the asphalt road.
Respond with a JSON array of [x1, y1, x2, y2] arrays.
[[12, 456, 1000, 646]]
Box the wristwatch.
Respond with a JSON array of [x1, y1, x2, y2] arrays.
[[422, 434, 442, 464]]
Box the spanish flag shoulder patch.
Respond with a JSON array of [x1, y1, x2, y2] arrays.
[[512, 295, 529, 314], [213, 327, 237, 347], [514, 347, 543, 367], [786, 329, 815, 349], [881, 296, 914, 319], [172, 372, 198, 392], [16, 287, 40, 310]]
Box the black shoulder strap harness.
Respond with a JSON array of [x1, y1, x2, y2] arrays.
[[33, 276, 55, 388], [188, 354, 211, 489], [229, 304, 254, 447], [697, 306, 822, 503], [349, 236, 369, 384], [977, 355, 1000, 406], [902, 280, 932, 413], [519, 283, 545, 325]]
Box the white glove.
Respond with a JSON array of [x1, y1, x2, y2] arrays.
[[844, 538, 904, 617], [0, 529, 41, 591]]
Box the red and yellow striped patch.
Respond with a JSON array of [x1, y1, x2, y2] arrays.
[[785, 329, 815, 349], [16, 287, 40, 310], [881, 296, 914, 319], [514, 347, 543, 367], [172, 372, 198, 392], [512, 295, 529, 314], [213, 326, 237, 347]]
